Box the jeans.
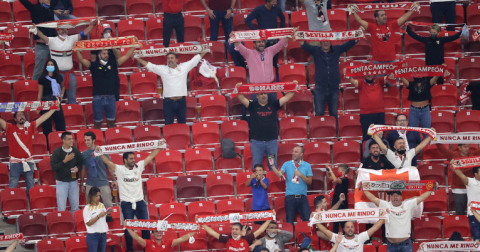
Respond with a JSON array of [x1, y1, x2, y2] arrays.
[[92, 95, 116, 122], [430, 1, 456, 31], [163, 97, 187, 125], [453, 193, 467, 215], [285, 195, 311, 225], [278, 0, 286, 11], [314, 86, 339, 119], [33, 43, 50, 81], [470, 215, 480, 241], [56, 180, 80, 216], [85, 184, 113, 208], [360, 112, 385, 142], [249, 139, 278, 171], [40, 103, 66, 147], [86, 233, 107, 252], [408, 105, 431, 138], [121, 200, 150, 252], [227, 42, 246, 68], [163, 12, 184, 47], [60, 72, 77, 104], [9, 163, 35, 197], [387, 239, 413, 252], [54, 14, 77, 20], [209, 11, 233, 44]]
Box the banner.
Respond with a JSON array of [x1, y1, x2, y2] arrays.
[[360, 180, 436, 191], [433, 133, 480, 144], [0, 233, 24, 246], [196, 210, 275, 225], [393, 65, 452, 79], [73, 36, 142, 51], [345, 62, 403, 77], [473, 29, 480, 42], [406, 21, 465, 28], [234, 82, 300, 94], [0, 33, 13, 41], [420, 241, 480, 251], [0, 100, 59, 113], [470, 201, 480, 212], [355, 167, 423, 223], [124, 219, 200, 232], [348, 3, 420, 15], [368, 125, 436, 140], [31, 17, 96, 30], [294, 28, 364, 41], [228, 28, 293, 43], [309, 208, 388, 226], [95, 140, 167, 155], [134, 44, 210, 58], [452, 156, 480, 170]]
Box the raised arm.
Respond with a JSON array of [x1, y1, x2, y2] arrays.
[[326, 166, 342, 184], [0, 118, 6, 131], [279, 92, 295, 106], [269, 157, 284, 178], [172, 232, 197, 246], [331, 193, 346, 210], [143, 147, 163, 166], [202, 225, 220, 239], [416, 190, 433, 205], [35, 109, 57, 127], [397, 2, 419, 26], [235, 83, 250, 108], [370, 124, 389, 154], [363, 190, 381, 207], [443, 30, 462, 43], [429, 75, 440, 85], [126, 229, 147, 247], [31, 24, 49, 44], [315, 223, 333, 240], [451, 159, 469, 185], [253, 219, 272, 238], [400, 78, 410, 87], [117, 47, 135, 66], [245, 172, 255, 187], [112, 48, 122, 59], [96, 147, 116, 174], [79, 19, 98, 40], [406, 25, 428, 43], [5, 240, 19, 252], [330, 234, 342, 252], [367, 219, 384, 238], [19, 0, 35, 12], [414, 129, 434, 154], [350, 6, 368, 29], [77, 50, 91, 69]]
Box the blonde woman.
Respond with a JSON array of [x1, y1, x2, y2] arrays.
[[83, 186, 112, 252]]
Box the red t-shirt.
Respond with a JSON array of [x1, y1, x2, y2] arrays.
[[218, 233, 255, 252], [358, 79, 385, 114], [163, 0, 182, 13], [6, 121, 36, 159], [145, 239, 173, 252], [367, 21, 399, 62]]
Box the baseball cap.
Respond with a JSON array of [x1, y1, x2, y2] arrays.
[[387, 191, 402, 196]]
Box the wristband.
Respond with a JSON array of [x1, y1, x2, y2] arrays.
[[80, 31, 87, 38]]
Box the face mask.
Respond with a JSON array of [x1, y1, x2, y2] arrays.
[[42, 3, 49, 8], [103, 33, 111, 39], [100, 59, 108, 65], [267, 232, 277, 238], [365, 78, 374, 84], [58, 35, 67, 40], [46, 65, 55, 72], [336, 171, 343, 177], [397, 149, 406, 155], [430, 34, 438, 40]]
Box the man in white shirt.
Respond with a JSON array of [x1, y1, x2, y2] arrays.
[[451, 161, 480, 241], [136, 52, 207, 125], [97, 142, 165, 252], [316, 219, 384, 252], [370, 124, 433, 168], [385, 114, 422, 166], [31, 19, 97, 104], [363, 189, 434, 251]]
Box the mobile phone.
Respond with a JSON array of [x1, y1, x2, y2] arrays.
[[268, 154, 275, 159]]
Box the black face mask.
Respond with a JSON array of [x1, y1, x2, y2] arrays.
[[365, 78, 374, 84], [397, 149, 406, 155], [430, 34, 438, 40]]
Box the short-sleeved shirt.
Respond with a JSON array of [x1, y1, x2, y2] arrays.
[[48, 35, 78, 71], [218, 233, 255, 252], [332, 177, 349, 208], [83, 203, 109, 233], [115, 160, 145, 203], [6, 121, 37, 159], [407, 81, 432, 102], [311, 223, 332, 251], [250, 177, 270, 210], [247, 100, 282, 141], [386, 149, 416, 169], [145, 239, 173, 252], [367, 21, 400, 62], [361, 155, 395, 170], [330, 231, 370, 252], [358, 79, 385, 114], [38, 75, 63, 98], [281, 161, 313, 196], [379, 198, 417, 238], [466, 177, 480, 216], [89, 57, 118, 96], [81, 148, 111, 187], [304, 0, 331, 31]]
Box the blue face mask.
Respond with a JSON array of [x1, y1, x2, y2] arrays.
[[42, 3, 49, 8], [46, 66, 55, 72]]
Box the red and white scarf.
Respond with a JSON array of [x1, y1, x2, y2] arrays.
[[470, 201, 480, 212], [73, 36, 142, 51], [134, 44, 210, 58], [0, 33, 14, 41], [196, 210, 275, 225], [360, 180, 436, 192], [309, 208, 388, 226], [294, 28, 364, 41], [234, 82, 300, 94], [29, 17, 98, 35], [393, 65, 452, 79], [345, 62, 403, 77], [228, 28, 293, 43], [473, 29, 480, 42], [348, 3, 420, 15], [420, 241, 480, 251], [433, 133, 480, 144], [124, 219, 200, 232], [368, 125, 437, 140], [451, 156, 480, 170], [0, 100, 60, 112], [0, 233, 24, 246], [94, 140, 167, 155]]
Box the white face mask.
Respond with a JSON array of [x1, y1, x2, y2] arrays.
[[267, 232, 277, 238], [103, 33, 111, 39], [100, 59, 108, 65], [58, 35, 67, 40]]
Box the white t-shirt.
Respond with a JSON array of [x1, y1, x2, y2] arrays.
[[265, 238, 280, 252], [379, 198, 417, 238], [386, 149, 416, 168], [330, 232, 370, 252], [146, 55, 202, 98], [466, 177, 480, 216], [47, 35, 79, 71], [115, 160, 145, 203], [83, 203, 109, 233]]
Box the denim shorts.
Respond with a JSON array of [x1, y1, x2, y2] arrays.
[[92, 95, 116, 122]]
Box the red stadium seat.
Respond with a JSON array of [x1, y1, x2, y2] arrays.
[[154, 0, 164, 13], [418, 164, 445, 185], [220, 67, 247, 92], [346, 34, 372, 58], [75, 75, 93, 102], [338, 114, 362, 139], [37, 239, 64, 252], [343, 87, 360, 113], [118, 47, 139, 70], [199, 95, 227, 120], [280, 117, 308, 142], [107, 207, 123, 233], [0, 188, 28, 217], [208, 224, 231, 251], [431, 111, 454, 133], [286, 91, 313, 116], [29, 185, 57, 213], [186, 96, 199, 122], [214, 147, 242, 172], [180, 230, 208, 251], [308, 169, 326, 192], [277, 143, 299, 165], [184, 15, 203, 42], [422, 144, 444, 164], [286, 40, 310, 64], [413, 216, 442, 240], [431, 84, 458, 109], [0, 163, 9, 187], [187, 201, 215, 221], [221, 120, 249, 145], [72, 0, 96, 17], [32, 133, 48, 157], [163, 123, 191, 150], [142, 98, 164, 125], [61, 104, 85, 130], [206, 173, 235, 200], [146, 177, 175, 204], [155, 150, 183, 177], [217, 199, 244, 214], [274, 196, 287, 222], [192, 122, 220, 148], [0, 1, 12, 24], [304, 142, 331, 168], [410, 6, 432, 24], [266, 171, 286, 195], [202, 41, 227, 64], [290, 10, 309, 30], [364, 245, 376, 252], [295, 221, 319, 245], [115, 100, 141, 126], [333, 140, 361, 166], [97, 0, 125, 17], [177, 175, 205, 203], [4, 25, 30, 51], [424, 189, 448, 215], [404, 32, 427, 54], [0, 82, 11, 102], [19, 212, 47, 240], [126, 0, 153, 17], [46, 211, 75, 237], [133, 125, 161, 142], [74, 210, 86, 234], [0, 53, 22, 78], [48, 131, 76, 153], [226, 95, 246, 118], [38, 157, 55, 186], [467, 4, 480, 25], [443, 215, 470, 238], [280, 64, 307, 85], [233, 12, 252, 30], [12, 1, 31, 23], [309, 116, 337, 140], [459, 56, 480, 80], [65, 236, 88, 252], [456, 110, 480, 133], [236, 172, 253, 198], [76, 129, 104, 152], [105, 127, 133, 145], [183, 0, 206, 12], [328, 9, 348, 30], [23, 52, 36, 78], [146, 17, 170, 43], [0, 136, 8, 162], [130, 72, 158, 99], [159, 202, 188, 222], [13, 80, 38, 102], [382, 86, 400, 110]]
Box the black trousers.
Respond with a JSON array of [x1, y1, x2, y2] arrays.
[[40, 102, 66, 149], [163, 12, 185, 47], [430, 1, 456, 31], [360, 112, 386, 142]]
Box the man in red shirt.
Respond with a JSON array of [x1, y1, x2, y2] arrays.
[[350, 3, 419, 63], [127, 229, 196, 252], [0, 109, 56, 196], [163, 0, 184, 47]]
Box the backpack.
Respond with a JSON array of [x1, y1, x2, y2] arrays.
[[220, 138, 239, 159], [300, 232, 312, 249]]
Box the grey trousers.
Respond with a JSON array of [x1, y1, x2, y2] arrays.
[[453, 193, 467, 215], [85, 184, 114, 208], [33, 43, 50, 81]]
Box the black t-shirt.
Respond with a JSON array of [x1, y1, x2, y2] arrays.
[[467, 82, 480, 110], [38, 74, 63, 98], [361, 155, 395, 170], [407, 81, 432, 102], [89, 56, 119, 96], [247, 100, 282, 141], [332, 177, 349, 208]]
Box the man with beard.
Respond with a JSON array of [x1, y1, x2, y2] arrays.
[[363, 131, 390, 158], [249, 221, 293, 252], [96, 143, 165, 252], [135, 52, 207, 125], [0, 110, 56, 197], [126, 228, 197, 252], [361, 141, 394, 170], [77, 47, 135, 129], [386, 114, 422, 166], [310, 194, 345, 251], [316, 219, 384, 252], [370, 124, 433, 168], [363, 189, 434, 251]]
